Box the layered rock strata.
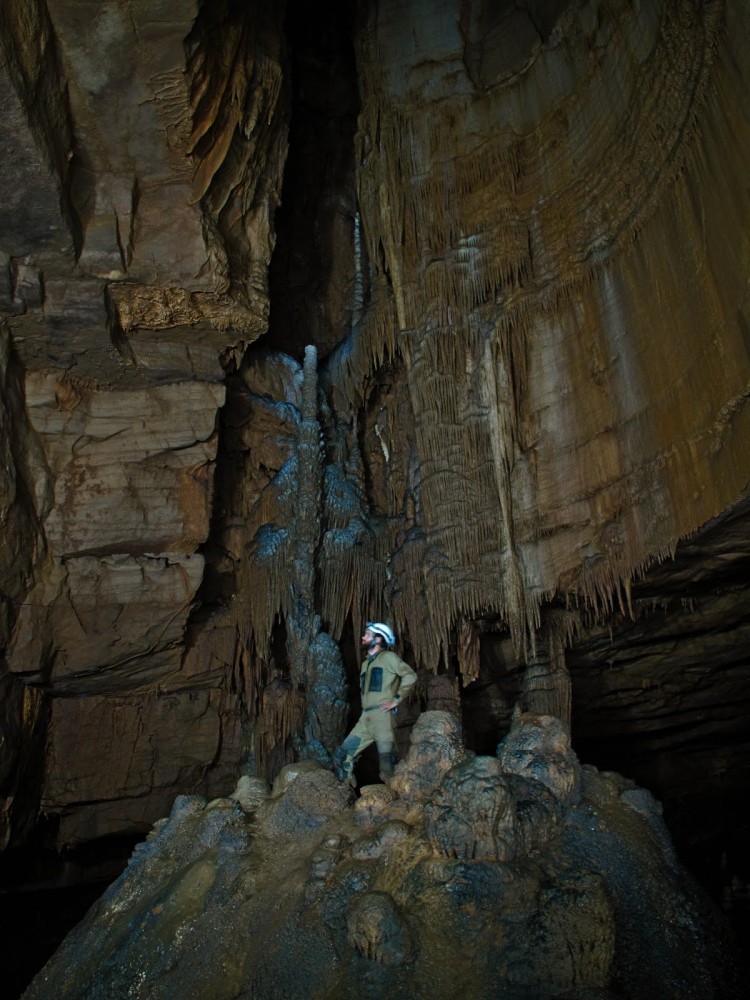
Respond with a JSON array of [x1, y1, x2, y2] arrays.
[[0, 0, 289, 844]]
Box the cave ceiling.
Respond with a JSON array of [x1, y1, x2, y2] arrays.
[[0, 0, 748, 897]]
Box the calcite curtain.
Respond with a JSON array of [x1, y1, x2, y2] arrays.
[[330, 0, 750, 668]]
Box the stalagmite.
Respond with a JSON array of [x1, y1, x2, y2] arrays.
[[521, 610, 574, 730], [241, 345, 348, 775], [19, 714, 743, 999], [287, 345, 323, 685]]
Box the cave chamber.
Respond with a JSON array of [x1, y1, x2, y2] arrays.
[[0, 0, 749, 995]]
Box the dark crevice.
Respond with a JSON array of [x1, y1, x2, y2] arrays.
[[265, 0, 361, 361], [0, 825, 139, 999], [196, 0, 361, 617]]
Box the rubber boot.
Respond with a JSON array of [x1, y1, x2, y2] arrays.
[[378, 752, 395, 784], [333, 747, 357, 787]]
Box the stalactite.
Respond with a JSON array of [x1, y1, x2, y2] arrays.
[[331, 0, 736, 675], [255, 675, 305, 781], [456, 619, 481, 684], [353, 211, 365, 326], [322, 285, 398, 414], [521, 609, 576, 729], [315, 393, 391, 646], [319, 520, 388, 642]]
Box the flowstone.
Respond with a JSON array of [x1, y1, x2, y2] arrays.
[[389, 708, 469, 802], [22, 713, 742, 1000], [424, 755, 563, 862], [346, 890, 417, 965]]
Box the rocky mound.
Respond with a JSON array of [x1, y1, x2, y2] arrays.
[[23, 713, 742, 999]]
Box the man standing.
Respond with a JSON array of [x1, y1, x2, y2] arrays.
[[333, 622, 417, 786]]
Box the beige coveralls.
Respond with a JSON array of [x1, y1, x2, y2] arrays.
[[336, 649, 417, 782]]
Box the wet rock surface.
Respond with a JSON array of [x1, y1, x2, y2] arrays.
[[21, 715, 743, 1000], [424, 754, 563, 863], [346, 890, 417, 965], [389, 710, 470, 803], [260, 761, 354, 836]]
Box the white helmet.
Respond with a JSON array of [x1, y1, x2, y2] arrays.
[[366, 622, 396, 647]]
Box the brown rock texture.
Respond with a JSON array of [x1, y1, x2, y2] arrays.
[[19, 720, 743, 999], [0, 1, 748, 938], [336, 0, 750, 667], [0, 0, 289, 842]]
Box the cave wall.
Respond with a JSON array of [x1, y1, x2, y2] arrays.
[[338, 0, 750, 668], [0, 0, 290, 846], [0, 0, 749, 855]]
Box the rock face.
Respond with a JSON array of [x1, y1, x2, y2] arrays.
[[7, 371, 224, 691], [0, 0, 749, 967], [342, 0, 750, 668], [347, 890, 417, 966], [0, 0, 289, 845], [20, 716, 743, 999]]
